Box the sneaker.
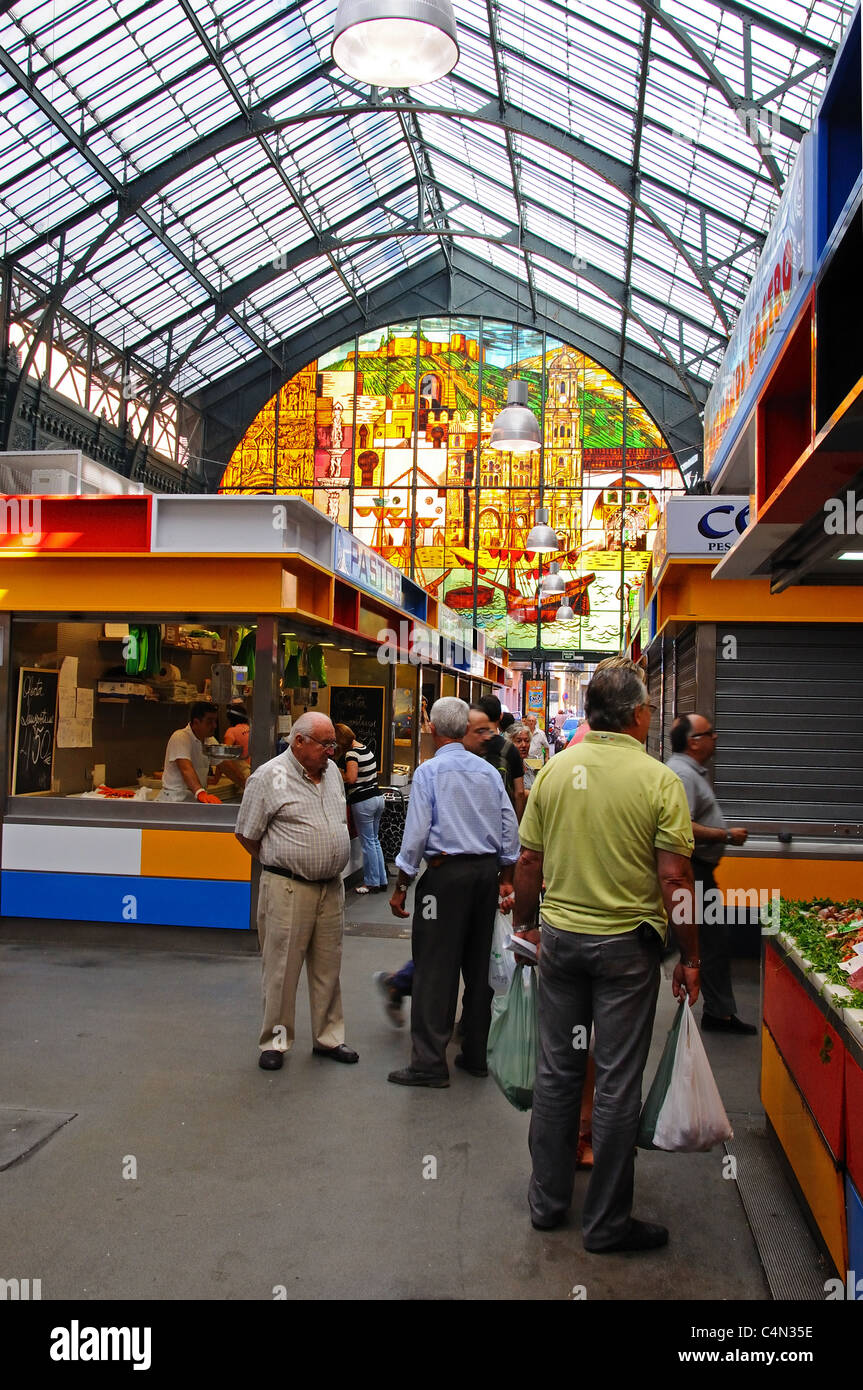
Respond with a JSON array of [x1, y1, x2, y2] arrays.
[[373, 971, 404, 1028]]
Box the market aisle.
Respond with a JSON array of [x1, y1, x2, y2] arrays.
[[0, 928, 768, 1301]]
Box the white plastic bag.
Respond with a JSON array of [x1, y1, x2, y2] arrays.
[[489, 910, 516, 994], [651, 999, 733, 1151]]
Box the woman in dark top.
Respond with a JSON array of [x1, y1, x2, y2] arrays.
[[334, 723, 387, 895]]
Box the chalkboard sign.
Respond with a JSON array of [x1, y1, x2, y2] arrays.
[[330, 685, 385, 761], [12, 667, 59, 794]]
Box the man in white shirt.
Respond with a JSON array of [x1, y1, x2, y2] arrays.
[[524, 713, 549, 762], [158, 701, 226, 803]]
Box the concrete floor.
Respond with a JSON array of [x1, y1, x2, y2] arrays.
[[0, 895, 770, 1301]]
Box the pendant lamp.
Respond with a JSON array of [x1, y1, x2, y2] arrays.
[[489, 378, 541, 454], [524, 507, 558, 552], [332, 0, 459, 88], [541, 561, 565, 595], [555, 602, 576, 621]]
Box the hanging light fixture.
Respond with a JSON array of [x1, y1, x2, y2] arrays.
[[331, 0, 459, 88], [541, 561, 565, 595], [489, 378, 541, 454], [555, 601, 576, 621], [525, 506, 558, 552]]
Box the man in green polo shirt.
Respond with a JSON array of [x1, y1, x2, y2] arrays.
[[512, 666, 700, 1252]]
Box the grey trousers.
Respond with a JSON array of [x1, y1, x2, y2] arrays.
[[692, 859, 737, 1019], [528, 920, 662, 1247]]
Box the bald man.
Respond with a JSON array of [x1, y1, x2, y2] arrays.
[[668, 713, 754, 1034], [236, 712, 358, 1070]]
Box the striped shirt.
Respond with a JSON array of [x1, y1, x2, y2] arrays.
[[395, 742, 520, 878], [236, 748, 350, 880], [344, 742, 379, 805]]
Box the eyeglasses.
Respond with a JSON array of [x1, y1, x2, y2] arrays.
[[691, 730, 716, 740], [303, 735, 338, 750]]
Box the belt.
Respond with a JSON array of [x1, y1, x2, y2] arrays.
[[427, 852, 497, 869], [262, 864, 336, 886]]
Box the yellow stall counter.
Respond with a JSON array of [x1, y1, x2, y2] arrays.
[[140, 829, 251, 882]]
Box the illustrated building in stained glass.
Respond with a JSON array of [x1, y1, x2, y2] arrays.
[[220, 317, 683, 652]]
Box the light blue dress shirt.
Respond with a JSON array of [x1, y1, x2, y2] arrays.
[[395, 741, 521, 877]]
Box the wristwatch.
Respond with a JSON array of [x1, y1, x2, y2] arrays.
[[681, 957, 701, 969], [725, 830, 733, 844]]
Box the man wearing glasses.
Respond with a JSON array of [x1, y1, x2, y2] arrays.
[[668, 714, 754, 1035], [236, 712, 359, 1071]]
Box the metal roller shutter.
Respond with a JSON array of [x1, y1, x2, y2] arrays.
[[662, 632, 675, 762], [647, 646, 662, 759], [675, 626, 697, 716], [713, 624, 863, 830]]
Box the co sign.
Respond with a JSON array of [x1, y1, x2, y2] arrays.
[[696, 503, 750, 551]]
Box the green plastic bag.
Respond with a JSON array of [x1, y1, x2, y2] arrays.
[[487, 963, 539, 1111], [637, 1000, 684, 1149]]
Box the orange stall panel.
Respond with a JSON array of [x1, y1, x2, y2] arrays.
[[761, 1026, 848, 1274]]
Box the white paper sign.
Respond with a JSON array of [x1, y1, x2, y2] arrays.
[[57, 717, 92, 748], [59, 656, 78, 689]]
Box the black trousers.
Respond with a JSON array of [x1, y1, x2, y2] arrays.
[[692, 857, 737, 1018], [409, 855, 500, 1077]]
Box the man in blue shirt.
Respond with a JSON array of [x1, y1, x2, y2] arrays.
[[388, 697, 520, 1087]]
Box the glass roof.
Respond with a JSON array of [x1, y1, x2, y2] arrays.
[[0, 0, 852, 431]]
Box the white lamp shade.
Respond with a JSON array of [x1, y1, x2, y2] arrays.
[[525, 507, 558, 552], [541, 562, 565, 595], [488, 378, 541, 454], [332, 0, 459, 87], [555, 603, 576, 620]]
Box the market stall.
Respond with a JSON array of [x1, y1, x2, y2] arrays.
[[0, 495, 507, 934], [763, 903, 863, 1275], [632, 495, 863, 908]]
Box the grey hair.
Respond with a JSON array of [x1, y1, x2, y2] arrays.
[[585, 668, 648, 732], [505, 722, 530, 742], [429, 696, 470, 739], [288, 712, 332, 746]]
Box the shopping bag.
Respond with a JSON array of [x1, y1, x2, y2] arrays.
[[489, 910, 515, 994], [486, 964, 539, 1111], [637, 999, 733, 1151]]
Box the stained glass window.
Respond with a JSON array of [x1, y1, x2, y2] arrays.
[[219, 316, 683, 652]]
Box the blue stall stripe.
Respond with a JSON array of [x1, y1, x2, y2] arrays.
[[847, 1174, 863, 1277], [1, 870, 250, 930]]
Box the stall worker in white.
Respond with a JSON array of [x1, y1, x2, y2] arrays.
[[157, 700, 242, 803]]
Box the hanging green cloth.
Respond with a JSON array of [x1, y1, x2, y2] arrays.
[[124, 626, 141, 676], [284, 640, 300, 687], [234, 628, 256, 683], [307, 644, 327, 689]]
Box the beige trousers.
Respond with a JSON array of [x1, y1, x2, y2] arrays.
[[257, 871, 346, 1052]]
